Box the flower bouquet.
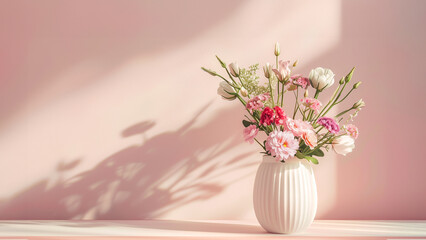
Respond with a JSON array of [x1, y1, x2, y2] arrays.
[[202, 43, 365, 233], [202, 43, 364, 163]]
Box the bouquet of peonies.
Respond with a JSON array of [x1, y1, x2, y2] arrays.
[[202, 43, 365, 164]]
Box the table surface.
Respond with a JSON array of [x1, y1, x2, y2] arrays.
[[0, 220, 425, 239]]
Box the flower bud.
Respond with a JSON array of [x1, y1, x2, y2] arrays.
[[215, 55, 226, 68], [274, 42, 280, 56], [345, 67, 355, 83], [293, 60, 298, 67], [201, 67, 217, 76], [240, 87, 248, 97], [339, 77, 345, 85], [228, 62, 239, 77], [352, 99, 365, 109], [353, 81, 362, 89], [263, 63, 271, 78], [304, 90, 309, 97]]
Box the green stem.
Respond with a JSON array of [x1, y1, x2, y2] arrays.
[[238, 76, 251, 98], [335, 88, 355, 105], [223, 66, 238, 85], [335, 107, 354, 118], [292, 88, 299, 119], [315, 126, 324, 134], [306, 134, 333, 155], [254, 138, 265, 150], [317, 82, 348, 119], [307, 89, 320, 121], [268, 77, 275, 107], [313, 86, 340, 123]]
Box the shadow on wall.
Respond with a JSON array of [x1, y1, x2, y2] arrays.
[[0, 103, 256, 219]]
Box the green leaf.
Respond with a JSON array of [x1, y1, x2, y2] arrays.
[[295, 151, 305, 159], [311, 148, 324, 157], [242, 120, 253, 127], [304, 156, 319, 164]]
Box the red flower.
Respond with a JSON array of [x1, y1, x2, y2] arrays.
[[260, 107, 275, 126], [273, 106, 287, 125]]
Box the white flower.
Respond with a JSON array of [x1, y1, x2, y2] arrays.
[[228, 62, 239, 77], [217, 81, 236, 100], [263, 63, 271, 78], [309, 67, 335, 90], [332, 135, 355, 156]]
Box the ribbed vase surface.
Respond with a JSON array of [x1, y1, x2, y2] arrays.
[[253, 155, 317, 234]]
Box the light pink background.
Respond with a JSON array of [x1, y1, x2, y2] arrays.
[[0, 0, 425, 220]]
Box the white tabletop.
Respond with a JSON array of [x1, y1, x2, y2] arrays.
[[0, 220, 425, 237]]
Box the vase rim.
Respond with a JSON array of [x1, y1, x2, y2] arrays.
[[262, 155, 301, 163]]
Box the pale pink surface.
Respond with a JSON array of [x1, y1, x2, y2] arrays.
[[0, 0, 424, 221]]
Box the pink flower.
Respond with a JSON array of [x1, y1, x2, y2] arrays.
[[302, 130, 318, 149], [243, 125, 259, 144], [265, 130, 299, 161], [301, 97, 322, 113], [345, 124, 359, 139], [317, 117, 340, 134], [272, 60, 291, 81], [246, 93, 270, 113], [285, 118, 312, 137], [291, 74, 310, 89], [260, 107, 275, 126], [273, 106, 287, 125]]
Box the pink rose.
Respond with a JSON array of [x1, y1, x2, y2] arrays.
[[302, 130, 318, 149], [243, 125, 259, 144], [285, 118, 312, 137]]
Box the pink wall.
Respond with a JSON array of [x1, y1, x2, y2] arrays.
[[0, 0, 425, 220]]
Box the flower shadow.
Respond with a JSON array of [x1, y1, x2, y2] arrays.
[[0, 103, 258, 220]]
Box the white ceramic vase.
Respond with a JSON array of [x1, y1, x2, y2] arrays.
[[253, 155, 317, 234]]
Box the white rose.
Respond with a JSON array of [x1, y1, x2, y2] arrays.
[[309, 67, 335, 90], [228, 62, 240, 77], [332, 135, 355, 156], [217, 81, 236, 100]]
